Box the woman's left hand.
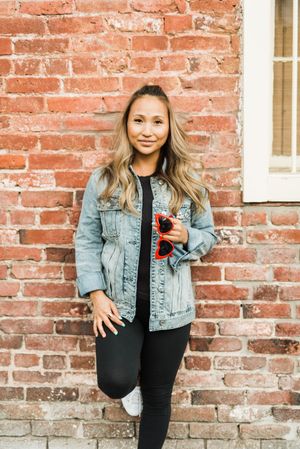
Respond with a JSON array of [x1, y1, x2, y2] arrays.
[[153, 217, 189, 245]]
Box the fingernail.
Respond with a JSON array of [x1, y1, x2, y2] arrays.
[[119, 316, 123, 319], [114, 330, 118, 335], [121, 323, 126, 327]]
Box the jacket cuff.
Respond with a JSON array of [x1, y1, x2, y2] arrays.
[[76, 272, 107, 299], [169, 225, 215, 270]]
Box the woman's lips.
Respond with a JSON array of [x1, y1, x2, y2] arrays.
[[138, 140, 155, 146]]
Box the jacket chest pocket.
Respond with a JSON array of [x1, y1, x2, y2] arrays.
[[97, 197, 122, 238], [176, 203, 191, 223]]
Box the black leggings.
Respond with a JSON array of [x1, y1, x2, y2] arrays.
[[95, 297, 191, 449]]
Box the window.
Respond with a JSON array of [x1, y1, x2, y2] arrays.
[[243, 0, 300, 202]]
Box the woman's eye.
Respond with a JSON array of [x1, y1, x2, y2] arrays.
[[155, 121, 163, 124], [134, 118, 142, 123]]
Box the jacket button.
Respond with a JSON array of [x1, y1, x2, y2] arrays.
[[159, 320, 165, 325]]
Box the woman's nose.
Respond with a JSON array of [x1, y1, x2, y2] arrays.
[[142, 123, 152, 136]]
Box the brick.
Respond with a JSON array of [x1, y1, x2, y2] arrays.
[[218, 405, 271, 424], [0, 18, 45, 34], [29, 154, 82, 169], [83, 422, 135, 438], [214, 356, 240, 370], [219, 321, 273, 337], [0, 97, 43, 113], [71, 57, 97, 74], [0, 1, 16, 15], [0, 38, 12, 55], [242, 211, 267, 225], [0, 59, 11, 75], [21, 191, 73, 207], [259, 248, 297, 264], [131, 57, 156, 73], [248, 339, 300, 355], [45, 58, 69, 75], [247, 230, 300, 244], [11, 264, 61, 279], [276, 323, 300, 337], [107, 15, 163, 33], [48, 439, 97, 449], [47, 97, 102, 113], [225, 266, 269, 281], [190, 423, 238, 439], [243, 304, 290, 319], [204, 247, 256, 263], [271, 211, 298, 225], [191, 266, 221, 281], [241, 357, 267, 371], [132, 36, 168, 51], [202, 152, 241, 169], [160, 55, 186, 71], [48, 16, 104, 34], [14, 58, 41, 75], [0, 438, 47, 449], [26, 387, 78, 401], [224, 373, 277, 388], [25, 335, 77, 351], [274, 267, 300, 282], [165, 15, 192, 33], [272, 407, 300, 421], [190, 337, 242, 352], [268, 358, 294, 374], [248, 391, 291, 405], [185, 115, 236, 132], [261, 442, 288, 449], [253, 285, 279, 301], [0, 155, 26, 169], [196, 304, 240, 319], [71, 35, 128, 52], [196, 284, 248, 300], [20, 230, 73, 245], [190, 321, 216, 336], [15, 39, 68, 54], [240, 424, 290, 439], [171, 405, 216, 422], [131, 0, 185, 13], [192, 390, 245, 406], [185, 356, 212, 371], [75, 0, 128, 12], [171, 35, 229, 51], [64, 77, 119, 93], [20, 0, 73, 15], [0, 301, 37, 316], [190, 0, 238, 13], [208, 441, 260, 449], [24, 282, 75, 297], [6, 78, 60, 93], [0, 318, 53, 334], [280, 286, 300, 301]]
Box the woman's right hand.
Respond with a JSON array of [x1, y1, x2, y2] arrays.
[[89, 290, 125, 338]]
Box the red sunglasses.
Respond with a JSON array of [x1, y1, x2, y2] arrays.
[[154, 213, 175, 259]]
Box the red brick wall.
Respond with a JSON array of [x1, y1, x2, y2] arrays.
[[1, 1, 300, 447]]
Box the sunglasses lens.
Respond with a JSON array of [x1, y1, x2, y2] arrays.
[[158, 240, 173, 257], [158, 216, 172, 233]]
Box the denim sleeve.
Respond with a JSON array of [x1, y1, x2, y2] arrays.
[[168, 189, 218, 271], [75, 170, 107, 298]]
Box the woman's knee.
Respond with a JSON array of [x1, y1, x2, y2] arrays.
[[98, 372, 136, 399], [141, 385, 173, 410]]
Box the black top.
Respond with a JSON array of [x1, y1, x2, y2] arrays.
[[136, 174, 153, 302]]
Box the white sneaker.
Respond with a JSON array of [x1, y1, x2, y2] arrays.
[[121, 385, 143, 416]]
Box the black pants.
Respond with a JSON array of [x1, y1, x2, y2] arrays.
[[95, 297, 191, 449]]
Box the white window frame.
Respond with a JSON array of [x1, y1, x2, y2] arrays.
[[243, 0, 300, 202]]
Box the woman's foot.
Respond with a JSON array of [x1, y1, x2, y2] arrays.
[[121, 385, 143, 416]]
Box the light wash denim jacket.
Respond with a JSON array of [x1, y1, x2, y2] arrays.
[[75, 162, 218, 332]]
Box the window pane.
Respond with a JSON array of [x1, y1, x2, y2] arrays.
[[274, 0, 293, 57], [272, 61, 293, 160]]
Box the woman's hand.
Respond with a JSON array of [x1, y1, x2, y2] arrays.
[[153, 217, 189, 245], [89, 290, 125, 338]]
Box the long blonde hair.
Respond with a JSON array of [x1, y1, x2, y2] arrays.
[[97, 84, 209, 217]]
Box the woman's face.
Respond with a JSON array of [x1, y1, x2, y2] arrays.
[[127, 95, 169, 159]]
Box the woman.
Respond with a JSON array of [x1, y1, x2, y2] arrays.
[[75, 84, 218, 449]]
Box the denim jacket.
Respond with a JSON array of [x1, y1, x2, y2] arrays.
[[75, 162, 218, 331]]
